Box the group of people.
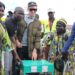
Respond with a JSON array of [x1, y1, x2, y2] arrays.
[[0, 1, 41, 75], [0, 1, 75, 75]]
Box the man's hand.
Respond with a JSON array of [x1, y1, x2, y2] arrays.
[[32, 48, 37, 60], [16, 40, 22, 48], [16, 42, 22, 48], [15, 54, 21, 61]]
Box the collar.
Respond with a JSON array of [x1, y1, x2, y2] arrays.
[[26, 14, 35, 19]]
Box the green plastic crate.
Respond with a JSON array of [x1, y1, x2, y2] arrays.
[[21, 60, 54, 75]]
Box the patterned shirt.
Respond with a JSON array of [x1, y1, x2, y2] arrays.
[[21, 14, 35, 46]]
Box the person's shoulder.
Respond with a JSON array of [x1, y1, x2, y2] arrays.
[[34, 19, 41, 25], [5, 17, 13, 25], [40, 19, 48, 25], [18, 19, 27, 27], [1, 17, 6, 22], [5, 18, 11, 23]]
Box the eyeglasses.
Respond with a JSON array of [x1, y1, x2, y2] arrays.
[[29, 9, 37, 11]]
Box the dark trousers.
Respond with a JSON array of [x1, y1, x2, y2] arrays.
[[12, 51, 16, 75], [15, 46, 30, 75], [17, 46, 30, 60]]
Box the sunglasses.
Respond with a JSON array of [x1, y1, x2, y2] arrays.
[[29, 9, 37, 11]]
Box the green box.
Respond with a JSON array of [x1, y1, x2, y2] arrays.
[[21, 60, 54, 75]]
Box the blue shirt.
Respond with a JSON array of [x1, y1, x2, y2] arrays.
[[62, 22, 75, 53], [5, 17, 18, 38]]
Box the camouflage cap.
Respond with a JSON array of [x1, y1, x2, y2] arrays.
[[28, 2, 37, 7]]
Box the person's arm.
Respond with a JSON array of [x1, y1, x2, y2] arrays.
[[11, 34, 21, 61], [62, 22, 75, 53], [5, 21, 21, 60], [32, 21, 41, 60]]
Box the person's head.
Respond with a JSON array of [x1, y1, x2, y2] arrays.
[[8, 10, 13, 16], [28, 1, 37, 17], [56, 18, 67, 35], [13, 7, 24, 21], [48, 8, 55, 21], [0, 2, 5, 18]]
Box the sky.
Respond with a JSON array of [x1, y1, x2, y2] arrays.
[[1, 0, 75, 25]]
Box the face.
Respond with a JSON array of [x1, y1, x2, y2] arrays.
[[48, 12, 54, 20], [0, 7, 4, 18], [28, 6, 37, 17], [56, 21, 66, 35], [14, 9, 24, 21]]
